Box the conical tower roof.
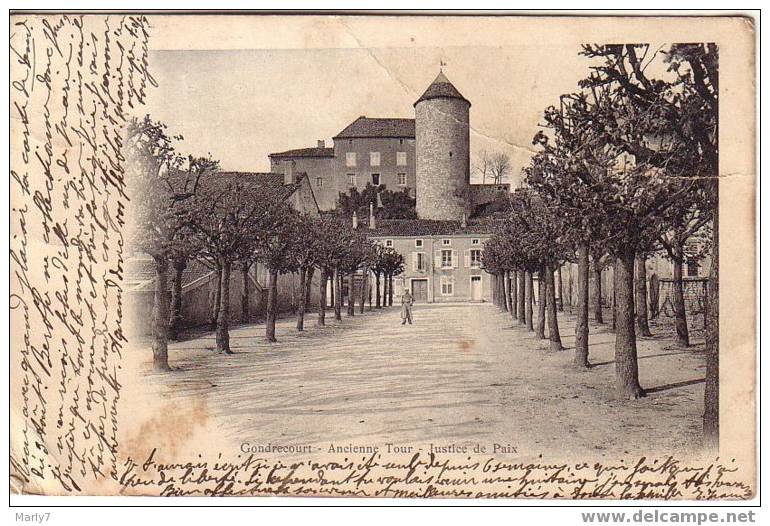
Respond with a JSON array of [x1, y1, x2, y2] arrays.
[[414, 71, 471, 107]]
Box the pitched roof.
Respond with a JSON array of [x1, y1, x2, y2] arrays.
[[363, 218, 500, 237], [415, 71, 471, 107], [334, 117, 415, 139], [269, 146, 335, 159], [212, 171, 300, 201], [125, 259, 216, 292]]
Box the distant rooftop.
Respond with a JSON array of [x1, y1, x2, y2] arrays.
[[334, 117, 415, 139], [212, 171, 303, 201], [269, 146, 335, 159], [415, 71, 471, 107], [364, 218, 500, 237]]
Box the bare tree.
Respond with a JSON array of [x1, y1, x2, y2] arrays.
[[489, 152, 511, 184], [472, 149, 491, 184]]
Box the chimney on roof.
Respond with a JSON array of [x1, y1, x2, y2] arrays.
[[352, 211, 358, 229], [283, 160, 295, 185], [369, 202, 376, 230], [317, 139, 325, 149], [461, 212, 468, 228]]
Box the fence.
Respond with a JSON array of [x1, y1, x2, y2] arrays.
[[650, 276, 709, 330], [561, 264, 709, 331]]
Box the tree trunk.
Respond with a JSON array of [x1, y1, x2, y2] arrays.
[[518, 270, 526, 325], [510, 270, 518, 319], [501, 274, 509, 311], [545, 264, 563, 351], [168, 257, 186, 340], [210, 266, 223, 330], [610, 264, 616, 332], [493, 274, 500, 307], [574, 244, 590, 368], [334, 269, 342, 320], [634, 254, 653, 337], [329, 272, 335, 311], [265, 268, 279, 342], [296, 267, 307, 331], [359, 268, 367, 314], [525, 271, 534, 331], [388, 273, 393, 306], [672, 240, 691, 347], [152, 256, 171, 371], [318, 269, 327, 326], [240, 261, 251, 324], [614, 250, 645, 399], [703, 206, 719, 449], [556, 265, 564, 312], [591, 260, 604, 324], [215, 260, 232, 354], [505, 271, 514, 315], [536, 269, 546, 339], [567, 264, 574, 314], [382, 272, 388, 308], [306, 266, 314, 314], [347, 273, 355, 316], [375, 272, 382, 308], [649, 273, 660, 319]]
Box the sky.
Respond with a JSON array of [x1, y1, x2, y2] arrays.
[[141, 15, 676, 185]]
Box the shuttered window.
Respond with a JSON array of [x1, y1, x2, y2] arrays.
[[441, 249, 453, 269]]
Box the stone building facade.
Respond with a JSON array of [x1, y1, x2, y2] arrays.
[[272, 71, 507, 304], [332, 117, 416, 202], [364, 217, 496, 303], [269, 142, 336, 210]]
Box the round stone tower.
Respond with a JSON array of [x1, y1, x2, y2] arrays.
[[414, 71, 471, 221]]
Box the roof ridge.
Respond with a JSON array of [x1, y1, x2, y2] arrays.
[[333, 116, 416, 139]]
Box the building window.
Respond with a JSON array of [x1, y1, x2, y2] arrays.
[[441, 249, 453, 269], [442, 239, 451, 246], [470, 249, 482, 269], [415, 239, 423, 248], [449, 151, 453, 158], [413, 252, 427, 272], [385, 239, 393, 248], [346, 152, 357, 167], [398, 173, 407, 186], [348, 173, 357, 186], [471, 238, 480, 245], [687, 260, 700, 277], [440, 276, 454, 296], [316, 177, 323, 188], [399, 138, 404, 145], [370, 151, 380, 166], [372, 173, 380, 186], [397, 152, 407, 166]]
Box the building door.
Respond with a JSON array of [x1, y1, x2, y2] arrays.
[[411, 279, 428, 303], [470, 276, 482, 301]]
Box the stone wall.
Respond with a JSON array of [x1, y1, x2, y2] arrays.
[[332, 136, 416, 206], [415, 97, 470, 220]]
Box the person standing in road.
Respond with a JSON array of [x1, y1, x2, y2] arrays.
[[401, 288, 414, 325]]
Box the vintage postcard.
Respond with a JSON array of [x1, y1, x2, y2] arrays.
[[9, 11, 757, 501]]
